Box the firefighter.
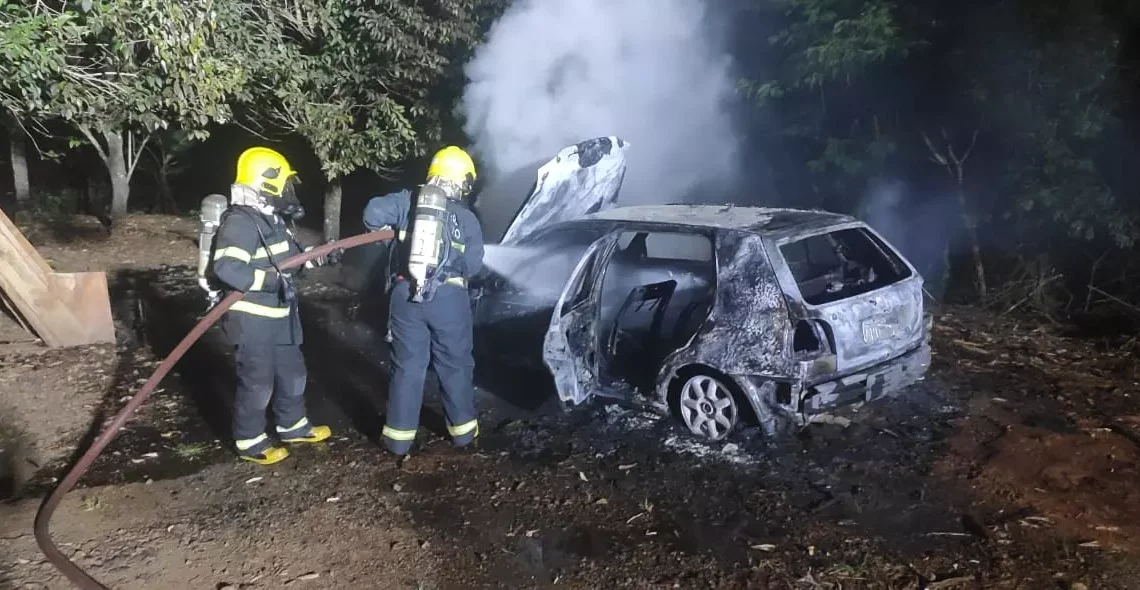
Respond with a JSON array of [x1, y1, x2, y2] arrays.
[[211, 146, 339, 465], [362, 146, 484, 456]]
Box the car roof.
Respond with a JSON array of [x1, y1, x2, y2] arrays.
[[576, 204, 858, 239]]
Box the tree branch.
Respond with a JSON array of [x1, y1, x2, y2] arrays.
[[921, 132, 948, 166], [126, 130, 153, 180], [77, 124, 109, 163], [233, 119, 275, 141], [4, 114, 50, 159], [959, 129, 980, 162]]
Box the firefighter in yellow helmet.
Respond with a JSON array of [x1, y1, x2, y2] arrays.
[[362, 146, 484, 456], [208, 146, 338, 464]]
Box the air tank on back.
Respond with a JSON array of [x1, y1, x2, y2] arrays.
[[197, 194, 230, 298]]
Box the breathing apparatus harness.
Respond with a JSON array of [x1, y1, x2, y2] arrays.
[[401, 176, 467, 303], [197, 183, 307, 312]]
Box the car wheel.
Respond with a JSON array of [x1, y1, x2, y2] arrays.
[[678, 374, 739, 441]]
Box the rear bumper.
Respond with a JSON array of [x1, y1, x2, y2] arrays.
[[799, 332, 932, 414]]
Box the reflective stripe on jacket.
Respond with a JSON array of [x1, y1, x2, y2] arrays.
[[211, 205, 305, 344]]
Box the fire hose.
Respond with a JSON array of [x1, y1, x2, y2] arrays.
[[34, 229, 395, 590]]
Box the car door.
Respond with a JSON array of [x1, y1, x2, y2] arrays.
[[471, 225, 609, 365], [497, 136, 628, 245], [543, 232, 622, 406]]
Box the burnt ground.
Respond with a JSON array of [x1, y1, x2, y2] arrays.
[[2, 214, 1140, 589]]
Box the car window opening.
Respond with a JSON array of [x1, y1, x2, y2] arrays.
[[512, 226, 607, 301], [779, 227, 912, 306], [474, 226, 607, 368], [597, 230, 716, 391]]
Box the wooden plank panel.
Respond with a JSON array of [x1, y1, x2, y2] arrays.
[[0, 207, 52, 274], [0, 207, 116, 347], [53, 272, 116, 345]]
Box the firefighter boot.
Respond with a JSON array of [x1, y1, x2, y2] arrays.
[[277, 418, 332, 444], [236, 434, 290, 465]]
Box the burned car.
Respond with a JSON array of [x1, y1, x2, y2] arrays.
[[480, 138, 931, 441]]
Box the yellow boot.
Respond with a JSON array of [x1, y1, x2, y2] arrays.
[[236, 434, 290, 465], [277, 418, 332, 444]]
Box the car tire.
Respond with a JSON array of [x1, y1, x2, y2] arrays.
[[675, 373, 739, 441]]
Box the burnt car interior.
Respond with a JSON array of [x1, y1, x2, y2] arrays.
[[596, 230, 716, 392], [779, 228, 912, 306], [780, 227, 914, 357]]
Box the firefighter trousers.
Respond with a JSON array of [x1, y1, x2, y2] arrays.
[[382, 279, 478, 455], [233, 343, 309, 444]]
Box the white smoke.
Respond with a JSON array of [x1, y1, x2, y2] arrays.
[[461, 0, 742, 205], [859, 178, 907, 247]]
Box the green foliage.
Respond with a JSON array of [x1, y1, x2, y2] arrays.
[[0, 2, 86, 119], [807, 117, 898, 191], [772, 0, 914, 90], [968, 3, 1138, 247], [0, 2, 246, 141], [738, 0, 917, 199], [54, 0, 246, 137], [741, 0, 917, 106], [0, 1, 250, 216], [743, 0, 1140, 257], [234, 0, 496, 180]]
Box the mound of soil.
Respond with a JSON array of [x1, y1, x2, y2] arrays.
[[950, 417, 1140, 551]]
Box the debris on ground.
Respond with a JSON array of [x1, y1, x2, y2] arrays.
[[4, 215, 1140, 588]]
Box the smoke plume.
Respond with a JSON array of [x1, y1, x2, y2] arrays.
[[461, 0, 742, 206], [857, 178, 957, 295]]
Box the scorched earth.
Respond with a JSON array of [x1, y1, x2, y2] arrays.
[[2, 213, 1140, 589]]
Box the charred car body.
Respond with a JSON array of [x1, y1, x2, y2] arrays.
[[447, 137, 932, 440]]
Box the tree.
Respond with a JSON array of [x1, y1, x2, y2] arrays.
[[738, 0, 922, 207], [923, 128, 986, 299], [0, 1, 89, 205], [234, 0, 496, 240], [36, 0, 245, 219], [963, 1, 1139, 249], [142, 129, 194, 213], [740, 0, 1140, 302]]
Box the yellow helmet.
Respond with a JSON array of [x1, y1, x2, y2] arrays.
[[235, 147, 297, 197], [426, 146, 477, 199]]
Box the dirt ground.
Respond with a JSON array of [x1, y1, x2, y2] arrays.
[[3, 213, 1140, 589]]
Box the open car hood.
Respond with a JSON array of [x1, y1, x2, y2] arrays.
[[497, 136, 628, 245]]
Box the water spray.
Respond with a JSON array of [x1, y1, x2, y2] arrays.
[[480, 244, 540, 278]]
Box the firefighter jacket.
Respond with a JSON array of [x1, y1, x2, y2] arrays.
[[211, 205, 305, 345], [362, 189, 484, 291]]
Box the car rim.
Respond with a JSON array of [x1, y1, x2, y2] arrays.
[[679, 375, 738, 441]]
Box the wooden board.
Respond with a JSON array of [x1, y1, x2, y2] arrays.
[[53, 272, 117, 345], [0, 207, 116, 347]]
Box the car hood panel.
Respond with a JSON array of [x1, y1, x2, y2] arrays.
[[500, 136, 628, 245]]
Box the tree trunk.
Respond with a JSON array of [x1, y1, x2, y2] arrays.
[[954, 185, 986, 300], [104, 129, 130, 218], [10, 132, 30, 205], [157, 164, 178, 214], [85, 174, 102, 214], [323, 178, 342, 242]]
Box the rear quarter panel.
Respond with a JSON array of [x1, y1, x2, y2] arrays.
[[657, 231, 794, 389]]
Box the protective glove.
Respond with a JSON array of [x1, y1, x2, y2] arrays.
[[325, 242, 345, 265], [303, 246, 325, 269], [303, 243, 344, 268]]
